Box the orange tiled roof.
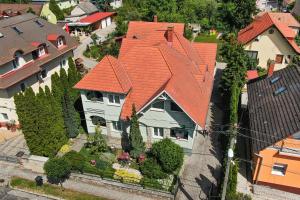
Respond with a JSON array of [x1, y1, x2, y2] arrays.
[[238, 12, 300, 53], [75, 21, 217, 127]]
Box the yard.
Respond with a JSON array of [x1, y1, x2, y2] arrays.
[[10, 177, 107, 200], [194, 34, 219, 43]]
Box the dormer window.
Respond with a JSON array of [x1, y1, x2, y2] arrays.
[[38, 46, 46, 57], [57, 37, 64, 48], [13, 50, 25, 69]]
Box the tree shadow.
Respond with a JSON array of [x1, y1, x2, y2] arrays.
[[195, 174, 215, 199], [177, 177, 194, 200], [121, 131, 130, 152]]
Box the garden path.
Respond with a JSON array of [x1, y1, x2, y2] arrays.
[[70, 134, 87, 152]]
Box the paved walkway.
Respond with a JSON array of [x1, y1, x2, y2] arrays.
[[176, 63, 226, 200], [74, 22, 116, 69], [70, 133, 87, 152], [0, 134, 29, 158]]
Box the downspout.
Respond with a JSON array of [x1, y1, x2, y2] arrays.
[[253, 153, 263, 184]]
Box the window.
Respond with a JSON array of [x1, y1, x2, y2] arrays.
[[170, 102, 183, 112], [60, 59, 67, 68], [57, 37, 64, 47], [20, 83, 26, 92], [90, 116, 106, 126], [108, 94, 120, 105], [38, 46, 46, 57], [153, 127, 164, 138], [285, 55, 291, 64], [1, 113, 8, 121], [112, 121, 122, 131], [41, 69, 47, 78], [34, 20, 44, 27], [271, 163, 287, 176], [12, 26, 22, 34], [245, 50, 258, 60], [13, 57, 20, 69], [274, 86, 287, 96], [86, 91, 103, 102], [170, 128, 188, 140], [151, 101, 164, 111], [269, 28, 274, 34], [275, 54, 284, 64]]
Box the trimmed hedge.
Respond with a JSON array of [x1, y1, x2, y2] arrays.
[[140, 158, 167, 179]]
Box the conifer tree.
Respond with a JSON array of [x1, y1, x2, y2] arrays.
[[129, 104, 145, 158], [49, 0, 65, 20]]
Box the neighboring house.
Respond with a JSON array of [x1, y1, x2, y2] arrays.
[[68, 1, 98, 22], [256, 0, 278, 11], [238, 12, 300, 71], [74, 20, 217, 153], [248, 64, 300, 194], [0, 13, 77, 128], [40, 0, 78, 24], [0, 3, 43, 19]]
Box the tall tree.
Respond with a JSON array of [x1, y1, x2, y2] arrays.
[[49, 0, 65, 20], [129, 104, 145, 158]]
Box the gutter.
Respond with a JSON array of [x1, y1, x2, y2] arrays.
[[253, 153, 263, 184]]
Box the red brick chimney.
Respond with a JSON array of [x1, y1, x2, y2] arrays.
[[166, 26, 174, 43], [268, 60, 275, 77], [153, 15, 158, 22]]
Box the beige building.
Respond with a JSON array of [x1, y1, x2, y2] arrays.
[[0, 13, 77, 128], [238, 12, 300, 70]]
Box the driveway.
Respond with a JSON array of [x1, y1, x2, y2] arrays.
[[176, 62, 226, 200], [74, 22, 116, 69]]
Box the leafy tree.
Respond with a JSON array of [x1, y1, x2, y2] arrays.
[[91, 33, 99, 45], [129, 104, 145, 158], [44, 157, 71, 187], [95, 0, 113, 11], [49, 0, 65, 20], [151, 138, 184, 173], [87, 126, 108, 154]]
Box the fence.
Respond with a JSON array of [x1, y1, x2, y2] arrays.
[[71, 172, 177, 200]]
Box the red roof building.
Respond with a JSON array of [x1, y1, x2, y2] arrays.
[[75, 20, 217, 150], [79, 12, 115, 24], [238, 12, 300, 70]]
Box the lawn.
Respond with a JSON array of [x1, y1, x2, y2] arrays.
[[10, 177, 108, 200], [194, 34, 219, 43]]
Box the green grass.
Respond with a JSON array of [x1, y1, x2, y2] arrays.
[[10, 177, 108, 200], [194, 34, 219, 43]]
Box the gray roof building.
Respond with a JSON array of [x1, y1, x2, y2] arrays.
[[77, 1, 98, 15], [247, 66, 300, 153]]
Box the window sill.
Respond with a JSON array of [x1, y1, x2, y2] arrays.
[[271, 172, 285, 176], [150, 108, 164, 112], [170, 137, 188, 141], [153, 136, 164, 139], [85, 100, 104, 104], [108, 103, 121, 107]]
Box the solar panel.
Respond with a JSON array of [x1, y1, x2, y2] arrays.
[[270, 76, 280, 84], [12, 26, 23, 34], [35, 20, 44, 27], [274, 86, 287, 96]]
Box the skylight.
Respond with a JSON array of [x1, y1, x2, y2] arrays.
[[35, 20, 44, 27], [12, 26, 23, 34], [270, 76, 280, 84], [274, 86, 287, 96]]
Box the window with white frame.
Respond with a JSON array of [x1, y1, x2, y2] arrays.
[[20, 83, 26, 92], [153, 127, 164, 138], [108, 94, 120, 105], [86, 91, 103, 102], [170, 128, 188, 140], [41, 69, 47, 78], [60, 59, 67, 68], [57, 37, 64, 47], [112, 121, 122, 131], [38, 46, 46, 57], [151, 100, 164, 111], [271, 163, 287, 176], [1, 113, 8, 121]]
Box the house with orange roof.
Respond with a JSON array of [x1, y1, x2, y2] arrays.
[[74, 19, 217, 152], [248, 64, 300, 194], [238, 12, 300, 71]]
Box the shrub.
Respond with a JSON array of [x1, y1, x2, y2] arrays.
[[99, 152, 116, 164], [227, 192, 252, 200], [151, 138, 184, 173], [114, 169, 142, 184], [44, 157, 71, 186], [95, 159, 111, 170], [140, 158, 167, 179], [59, 144, 71, 154], [63, 150, 85, 173], [141, 177, 163, 190]]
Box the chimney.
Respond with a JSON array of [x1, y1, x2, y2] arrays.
[[153, 15, 158, 22], [166, 26, 174, 43], [267, 60, 275, 77]]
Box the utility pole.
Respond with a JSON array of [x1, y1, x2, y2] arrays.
[[221, 124, 237, 200]]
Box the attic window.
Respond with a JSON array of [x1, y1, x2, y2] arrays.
[[12, 26, 23, 34], [0, 32, 3, 38], [35, 20, 44, 27], [57, 37, 64, 47], [274, 86, 287, 96], [270, 76, 280, 84], [269, 29, 274, 34]]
